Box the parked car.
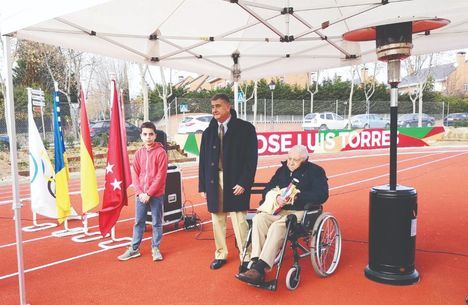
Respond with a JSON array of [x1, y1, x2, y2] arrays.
[[90, 120, 141, 145], [0, 134, 9, 150], [350, 114, 390, 129], [302, 112, 347, 131], [443, 112, 468, 127], [177, 114, 213, 134], [397, 113, 436, 127]]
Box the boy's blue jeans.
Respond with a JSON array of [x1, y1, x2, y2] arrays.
[[131, 195, 164, 250]]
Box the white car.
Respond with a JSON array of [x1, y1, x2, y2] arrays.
[[351, 114, 390, 129], [302, 112, 347, 131], [177, 114, 213, 134]]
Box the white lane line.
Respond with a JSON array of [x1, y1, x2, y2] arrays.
[[0, 202, 209, 249], [328, 152, 444, 179], [2, 148, 467, 205], [0, 151, 466, 280], [0, 219, 214, 281], [0, 151, 464, 247], [330, 152, 467, 190]]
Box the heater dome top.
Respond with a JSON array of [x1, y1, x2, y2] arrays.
[[342, 18, 450, 42]]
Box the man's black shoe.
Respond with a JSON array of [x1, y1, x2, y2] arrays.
[[210, 259, 227, 270]]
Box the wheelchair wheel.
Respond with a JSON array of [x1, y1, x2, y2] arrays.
[[310, 212, 342, 277], [285, 266, 301, 290]]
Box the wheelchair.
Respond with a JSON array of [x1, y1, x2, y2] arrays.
[[239, 183, 342, 291]]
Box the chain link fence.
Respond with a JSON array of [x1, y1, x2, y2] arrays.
[[173, 97, 446, 121]]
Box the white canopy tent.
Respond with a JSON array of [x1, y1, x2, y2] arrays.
[[2, 1, 468, 304], [2, 0, 468, 80]]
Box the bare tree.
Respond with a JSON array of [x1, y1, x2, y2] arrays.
[[239, 80, 257, 121], [404, 54, 435, 126], [347, 66, 356, 128], [147, 66, 172, 136], [138, 64, 150, 121], [357, 63, 379, 115]]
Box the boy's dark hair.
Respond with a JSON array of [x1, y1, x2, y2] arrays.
[[211, 93, 230, 104], [140, 121, 157, 134]]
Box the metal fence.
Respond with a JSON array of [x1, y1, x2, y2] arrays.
[[173, 98, 447, 120]]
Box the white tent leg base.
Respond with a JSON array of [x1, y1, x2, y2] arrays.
[[71, 213, 107, 242], [22, 212, 57, 232], [98, 227, 132, 250]]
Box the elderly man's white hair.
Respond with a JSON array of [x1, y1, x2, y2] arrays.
[[288, 145, 309, 161]]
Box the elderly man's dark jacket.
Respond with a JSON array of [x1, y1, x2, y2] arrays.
[[199, 109, 258, 213], [263, 160, 329, 210]]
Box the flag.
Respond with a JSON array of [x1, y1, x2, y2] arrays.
[[119, 90, 132, 186], [53, 84, 71, 224], [79, 89, 99, 213], [28, 91, 57, 219], [99, 80, 132, 236]]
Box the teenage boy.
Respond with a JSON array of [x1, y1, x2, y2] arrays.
[[118, 122, 168, 261]]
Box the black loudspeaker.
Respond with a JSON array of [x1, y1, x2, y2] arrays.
[[147, 165, 183, 226]]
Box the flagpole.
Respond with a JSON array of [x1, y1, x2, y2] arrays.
[[3, 36, 28, 305]]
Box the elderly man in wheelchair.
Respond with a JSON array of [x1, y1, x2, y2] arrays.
[[235, 145, 341, 291]]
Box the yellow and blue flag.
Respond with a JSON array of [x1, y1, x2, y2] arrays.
[[53, 84, 71, 224]]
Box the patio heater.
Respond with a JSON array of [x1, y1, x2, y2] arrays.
[[343, 18, 449, 285]]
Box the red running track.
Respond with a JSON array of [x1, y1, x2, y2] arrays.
[[0, 146, 467, 305]]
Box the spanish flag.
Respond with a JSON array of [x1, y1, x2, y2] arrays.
[[79, 89, 99, 213], [53, 83, 71, 224]]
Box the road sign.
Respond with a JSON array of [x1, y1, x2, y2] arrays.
[[237, 91, 245, 102], [179, 104, 188, 113], [30, 88, 45, 107]]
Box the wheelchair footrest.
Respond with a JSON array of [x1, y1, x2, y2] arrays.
[[248, 280, 278, 291]]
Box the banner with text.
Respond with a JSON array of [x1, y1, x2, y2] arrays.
[[257, 127, 445, 156]]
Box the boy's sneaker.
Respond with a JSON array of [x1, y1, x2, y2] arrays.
[[118, 247, 141, 261], [152, 247, 163, 261]]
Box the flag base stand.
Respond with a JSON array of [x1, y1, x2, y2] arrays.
[[22, 212, 57, 232], [51, 215, 85, 237], [98, 226, 132, 250], [71, 213, 108, 242]]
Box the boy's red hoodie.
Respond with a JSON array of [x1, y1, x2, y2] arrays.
[[131, 142, 168, 197]]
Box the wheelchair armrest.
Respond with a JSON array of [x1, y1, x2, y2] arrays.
[[304, 203, 322, 211], [301, 207, 322, 230], [285, 214, 298, 227]]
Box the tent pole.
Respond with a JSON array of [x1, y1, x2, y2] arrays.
[[3, 35, 28, 305], [234, 81, 239, 113]]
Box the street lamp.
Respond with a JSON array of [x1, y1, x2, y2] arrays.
[[269, 80, 276, 123]]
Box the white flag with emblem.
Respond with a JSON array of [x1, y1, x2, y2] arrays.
[[28, 98, 58, 218]]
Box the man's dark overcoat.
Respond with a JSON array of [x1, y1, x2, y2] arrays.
[[199, 109, 258, 213]]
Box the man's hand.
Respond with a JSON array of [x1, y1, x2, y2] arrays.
[[138, 193, 150, 203], [200, 192, 206, 199], [232, 185, 245, 196]]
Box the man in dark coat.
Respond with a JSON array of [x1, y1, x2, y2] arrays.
[[236, 145, 328, 285], [199, 93, 258, 270]]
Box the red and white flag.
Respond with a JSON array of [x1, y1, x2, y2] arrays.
[[98, 80, 132, 236]]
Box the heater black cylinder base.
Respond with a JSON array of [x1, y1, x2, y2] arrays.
[[364, 265, 419, 285], [365, 185, 419, 286]]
